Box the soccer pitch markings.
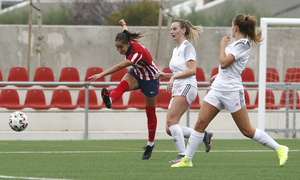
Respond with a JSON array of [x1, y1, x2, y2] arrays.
[[0, 175, 73, 180], [0, 149, 298, 154]]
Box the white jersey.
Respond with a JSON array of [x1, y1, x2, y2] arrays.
[[212, 38, 250, 91], [169, 40, 197, 88]]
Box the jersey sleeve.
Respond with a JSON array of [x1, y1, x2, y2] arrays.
[[184, 43, 197, 62], [229, 41, 250, 61]]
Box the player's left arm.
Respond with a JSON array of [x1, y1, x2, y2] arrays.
[[170, 60, 196, 80], [119, 19, 128, 31]]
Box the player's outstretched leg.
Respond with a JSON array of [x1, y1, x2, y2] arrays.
[[142, 145, 154, 160], [101, 88, 111, 109], [276, 145, 289, 167], [203, 131, 213, 153]]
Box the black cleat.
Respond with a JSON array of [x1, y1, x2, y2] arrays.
[[203, 131, 213, 153], [142, 145, 154, 160], [101, 88, 111, 109]]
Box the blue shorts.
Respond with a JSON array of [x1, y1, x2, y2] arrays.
[[127, 69, 159, 97]]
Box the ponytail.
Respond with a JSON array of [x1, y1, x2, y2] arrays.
[[234, 14, 262, 44], [115, 30, 147, 44], [174, 19, 203, 44]]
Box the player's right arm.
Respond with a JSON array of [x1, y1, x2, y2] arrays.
[[89, 60, 133, 82]]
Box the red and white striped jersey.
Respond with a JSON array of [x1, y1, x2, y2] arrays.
[[125, 41, 159, 80]]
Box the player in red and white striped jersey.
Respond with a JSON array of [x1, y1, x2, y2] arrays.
[[89, 19, 159, 160]]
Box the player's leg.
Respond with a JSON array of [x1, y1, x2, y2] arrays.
[[172, 101, 219, 167], [141, 78, 159, 160], [142, 95, 158, 160], [166, 96, 189, 163], [231, 106, 289, 166], [101, 71, 138, 108]]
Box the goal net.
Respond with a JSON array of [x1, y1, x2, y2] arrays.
[[258, 18, 300, 138]]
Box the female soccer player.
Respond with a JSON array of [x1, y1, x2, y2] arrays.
[[172, 14, 289, 167], [89, 19, 159, 160], [157, 19, 212, 163]]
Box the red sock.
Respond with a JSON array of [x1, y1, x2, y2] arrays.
[[146, 106, 157, 142], [109, 80, 129, 103]]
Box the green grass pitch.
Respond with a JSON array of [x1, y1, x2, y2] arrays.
[[0, 139, 298, 180]]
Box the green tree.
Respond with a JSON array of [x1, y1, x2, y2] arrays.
[[0, 10, 29, 24], [105, 0, 166, 26], [176, 1, 273, 26]]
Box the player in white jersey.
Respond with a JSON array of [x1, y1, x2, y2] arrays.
[[172, 14, 289, 168], [157, 19, 212, 163]]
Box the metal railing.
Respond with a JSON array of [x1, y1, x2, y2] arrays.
[[0, 81, 299, 139]]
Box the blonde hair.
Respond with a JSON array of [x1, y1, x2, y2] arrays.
[[234, 14, 262, 44], [174, 19, 203, 44]]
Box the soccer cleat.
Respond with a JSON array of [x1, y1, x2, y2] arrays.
[[101, 88, 111, 109], [142, 145, 154, 160], [169, 154, 185, 163], [171, 157, 193, 167], [203, 131, 213, 153], [276, 145, 289, 167]]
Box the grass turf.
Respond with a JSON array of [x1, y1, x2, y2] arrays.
[[0, 139, 298, 180]]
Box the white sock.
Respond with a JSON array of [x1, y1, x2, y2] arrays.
[[185, 130, 204, 159], [180, 126, 193, 138], [147, 141, 154, 147], [252, 128, 279, 150], [169, 124, 185, 155]]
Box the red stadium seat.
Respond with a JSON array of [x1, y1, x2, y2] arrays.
[[7, 67, 30, 87], [196, 67, 207, 87], [241, 67, 255, 82], [156, 89, 172, 109], [84, 67, 108, 88], [241, 67, 256, 87], [266, 67, 279, 82], [59, 67, 81, 87], [24, 89, 51, 109], [76, 89, 103, 109], [0, 68, 4, 87], [284, 67, 300, 82], [244, 89, 257, 109], [33, 67, 57, 87], [127, 89, 145, 109], [279, 89, 300, 109], [210, 67, 218, 78], [190, 94, 201, 109], [160, 67, 173, 82], [252, 89, 279, 109], [50, 89, 77, 109], [110, 68, 128, 82], [101, 89, 128, 110], [0, 89, 24, 109]]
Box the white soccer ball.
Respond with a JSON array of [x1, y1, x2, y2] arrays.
[[9, 111, 28, 132]]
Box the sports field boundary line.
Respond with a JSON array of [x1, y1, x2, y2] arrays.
[[0, 150, 299, 154], [0, 175, 72, 180]]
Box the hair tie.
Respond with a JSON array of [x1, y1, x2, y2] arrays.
[[245, 16, 248, 21]]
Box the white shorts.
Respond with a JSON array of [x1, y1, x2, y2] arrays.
[[204, 89, 245, 113], [169, 84, 197, 108]]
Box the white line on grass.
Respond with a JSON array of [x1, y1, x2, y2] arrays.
[[0, 150, 299, 154], [0, 175, 72, 180]]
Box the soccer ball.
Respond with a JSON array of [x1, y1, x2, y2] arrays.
[[9, 111, 28, 132]]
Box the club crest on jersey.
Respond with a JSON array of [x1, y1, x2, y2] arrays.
[[178, 51, 182, 56]]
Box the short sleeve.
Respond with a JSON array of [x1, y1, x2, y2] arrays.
[[184, 43, 196, 62], [229, 42, 250, 61]]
